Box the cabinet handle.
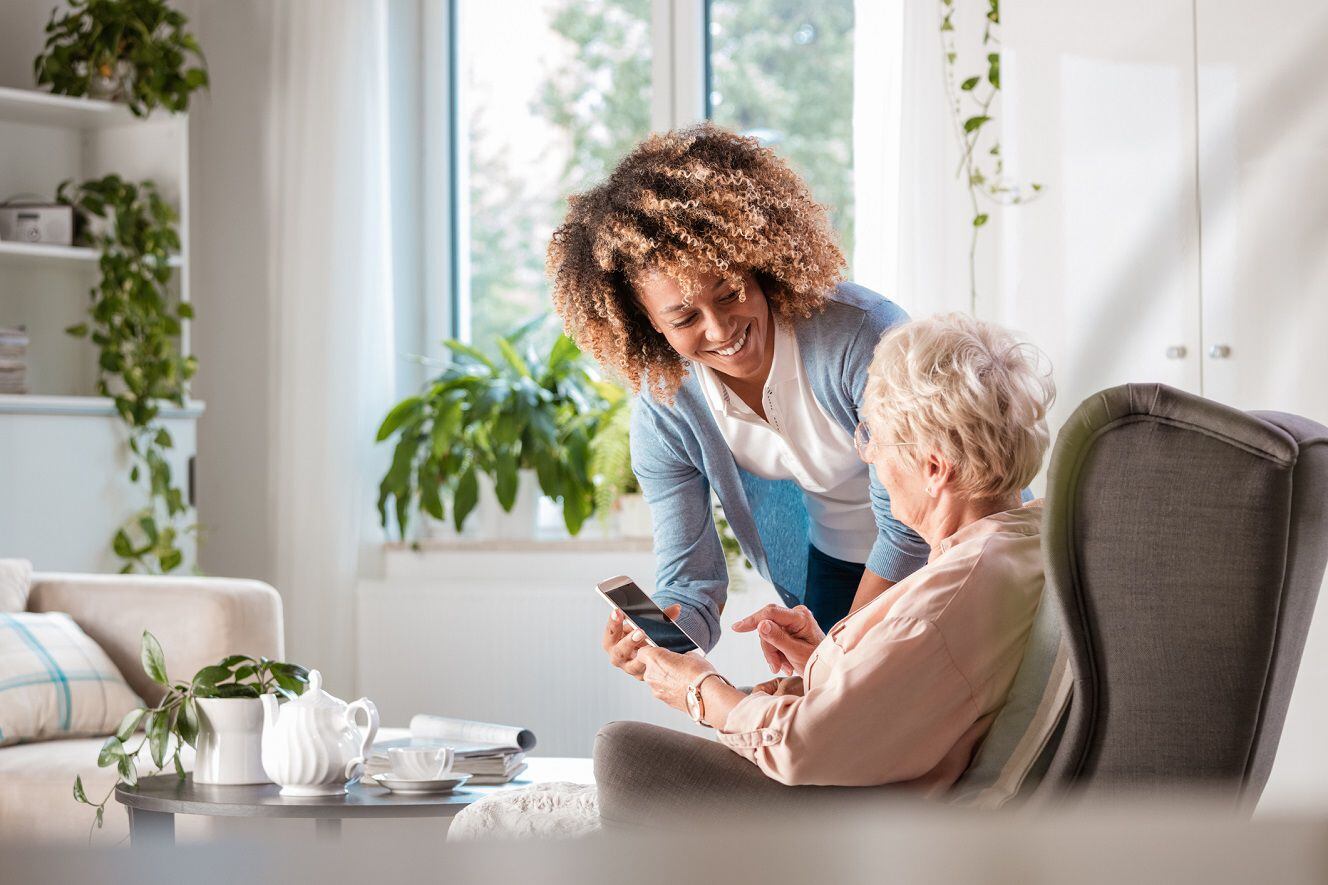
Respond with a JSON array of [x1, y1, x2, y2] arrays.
[[1208, 344, 1232, 359], [1165, 345, 1187, 359]]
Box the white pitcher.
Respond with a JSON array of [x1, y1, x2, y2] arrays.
[[260, 670, 379, 796]]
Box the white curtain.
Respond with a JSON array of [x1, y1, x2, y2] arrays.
[[853, 0, 986, 318], [266, 0, 396, 693]]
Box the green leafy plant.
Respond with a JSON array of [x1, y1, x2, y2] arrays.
[[33, 0, 208, 117], [588, 392, 638, 520], [61, 175, 197, 573], [377, 317, 617, 539], [73, 631, 308, 833], [940, 0, 1043, 310]]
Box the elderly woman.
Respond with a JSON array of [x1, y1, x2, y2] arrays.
[[624, 313, 1055, 789], [549, 122, 928, 671]]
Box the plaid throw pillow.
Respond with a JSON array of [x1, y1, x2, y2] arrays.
[[0, 612, 143, 746]]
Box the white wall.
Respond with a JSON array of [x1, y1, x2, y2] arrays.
[[186, 1, 280, 588]]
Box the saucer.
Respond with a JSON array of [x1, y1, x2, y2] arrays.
[[371, 773, 471, 795]]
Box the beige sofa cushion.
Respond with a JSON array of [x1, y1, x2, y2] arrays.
[[0, 737, 197, 845], [0, 612, 143, 747], [27, 573, 284, 704], [0, 559, 31, 612]]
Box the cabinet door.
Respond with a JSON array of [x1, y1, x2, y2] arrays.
[[1196, 1, 1328, 422], [1196, 0, 1328, 814], [999, 0, 1202, 436]]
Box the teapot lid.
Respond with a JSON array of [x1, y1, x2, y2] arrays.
[[286, 669, 343, 709]]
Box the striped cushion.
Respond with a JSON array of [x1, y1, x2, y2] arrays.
[[0, 612, 143, 747]]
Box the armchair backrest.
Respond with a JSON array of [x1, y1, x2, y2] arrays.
[[1039, 383, 1328, 805]]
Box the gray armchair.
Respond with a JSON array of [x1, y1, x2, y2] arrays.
[[1034, 383, 1327, 807], [594, 383, 1328, 823]]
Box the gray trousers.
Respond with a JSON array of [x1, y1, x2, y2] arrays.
[[593, 721, 901, 829]]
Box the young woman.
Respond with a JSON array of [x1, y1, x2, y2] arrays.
[[547, 123, 928, 670]]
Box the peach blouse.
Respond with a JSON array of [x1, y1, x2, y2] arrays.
[[717, 501, 1045, 791]]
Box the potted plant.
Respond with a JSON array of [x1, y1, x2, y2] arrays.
[[73, 631, 308, 830], [60, 175, 196, 574], [376, 317, 617, 541], [33, 0, 209, 116]]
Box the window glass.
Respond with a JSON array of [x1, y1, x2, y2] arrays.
[[707, 1, 856, 264], [457, 0, 652, 348]]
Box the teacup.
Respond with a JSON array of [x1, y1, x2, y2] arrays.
[[388, 746, 454, 780]]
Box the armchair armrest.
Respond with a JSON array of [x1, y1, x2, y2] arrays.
[[27, 573, 284, 704]]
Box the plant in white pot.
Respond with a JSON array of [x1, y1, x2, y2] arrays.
[[375, 316, 618, 541], [73, 631, 308, 831]]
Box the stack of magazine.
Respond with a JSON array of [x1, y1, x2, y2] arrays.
[[367, 715, 536, 785]]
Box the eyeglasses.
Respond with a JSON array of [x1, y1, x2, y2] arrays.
[[854, 421, 915, 461]]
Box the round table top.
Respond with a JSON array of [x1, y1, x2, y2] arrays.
[[115, 757, 593, 820]]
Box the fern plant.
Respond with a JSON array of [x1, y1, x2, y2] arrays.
[[588, 393, 638, 520]]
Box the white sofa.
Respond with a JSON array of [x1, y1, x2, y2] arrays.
[[0, 572, 283, 844]]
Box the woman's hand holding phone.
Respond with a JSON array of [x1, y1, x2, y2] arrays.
[[601, 604, 682, 680]]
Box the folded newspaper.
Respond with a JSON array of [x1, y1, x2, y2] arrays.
[[368, 715, 537, 785]]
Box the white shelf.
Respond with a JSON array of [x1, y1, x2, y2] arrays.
[[0, 86, 154, 131], [0, 394, 204, 419], [0, 240, 183, 270]]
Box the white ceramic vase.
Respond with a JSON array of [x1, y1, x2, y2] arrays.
[[476, 469, 541, 540], [193, 697, 270, 785]]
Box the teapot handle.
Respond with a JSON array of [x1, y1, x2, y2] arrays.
[[343, 698, 380, 782]]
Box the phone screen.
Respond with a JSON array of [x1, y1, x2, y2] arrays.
[[603, 581, 700, 654]]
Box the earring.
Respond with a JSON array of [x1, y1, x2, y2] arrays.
[[926, 486, 936, 497]]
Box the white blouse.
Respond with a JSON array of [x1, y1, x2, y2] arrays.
[[696, 322, 877, 564]]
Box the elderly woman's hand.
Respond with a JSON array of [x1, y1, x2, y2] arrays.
[[636, 647, 716, 714], [732, 604, 824, 676], [601, 604, 683, 680], [750, 675, 804, 697]]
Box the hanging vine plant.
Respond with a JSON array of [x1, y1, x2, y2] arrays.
[[940, 0, 1043, 311], [60, 175, 197, 573]]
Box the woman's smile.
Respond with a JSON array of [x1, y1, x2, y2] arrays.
[[707, 322, 751, 359]]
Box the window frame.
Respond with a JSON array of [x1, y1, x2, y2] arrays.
[[435, 0, 885, 345]]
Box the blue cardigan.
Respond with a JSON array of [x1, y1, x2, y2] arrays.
[[631, 282, 930, 651]]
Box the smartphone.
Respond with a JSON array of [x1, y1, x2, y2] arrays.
[[596, 575, 702, 655]]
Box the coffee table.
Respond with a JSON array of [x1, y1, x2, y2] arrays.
[[115, 757, 594, 847]]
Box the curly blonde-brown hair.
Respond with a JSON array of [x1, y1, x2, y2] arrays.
[[547, 122, 845, 400]]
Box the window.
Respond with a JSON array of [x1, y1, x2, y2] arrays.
[[455, 0, 653, 348], [707, 1, 856, 262], [451, 0, 865, 343]]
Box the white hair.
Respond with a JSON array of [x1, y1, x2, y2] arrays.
[[862, 313, 1056, 502]]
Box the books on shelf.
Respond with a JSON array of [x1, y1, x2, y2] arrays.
[[0, 326, 28, 395], [367, 715, 538, 785]]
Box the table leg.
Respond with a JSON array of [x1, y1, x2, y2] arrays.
[[315, 818, 342, 842], [128, 807, 175, 848]]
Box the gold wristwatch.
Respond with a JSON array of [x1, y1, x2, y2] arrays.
[[686, 672, 733, 727]]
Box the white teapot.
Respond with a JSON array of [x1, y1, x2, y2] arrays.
[[260, 670, 379, 796]]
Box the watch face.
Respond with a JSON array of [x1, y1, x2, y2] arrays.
[[685, 687, 702, 722]]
